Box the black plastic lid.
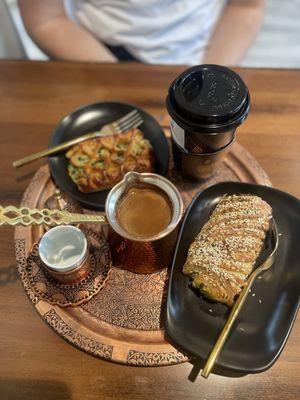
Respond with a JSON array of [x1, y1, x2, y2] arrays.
[[166, 64, 250, 134]]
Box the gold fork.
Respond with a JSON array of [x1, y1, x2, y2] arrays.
[[201, 219, 279, 378], [13, 110, 143, 168]]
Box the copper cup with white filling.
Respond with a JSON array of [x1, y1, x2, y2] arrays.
[[38, 225, 90, 284]]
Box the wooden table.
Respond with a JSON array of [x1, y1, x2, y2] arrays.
[[0, 60, 299, 400]]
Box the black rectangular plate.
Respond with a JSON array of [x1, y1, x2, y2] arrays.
[[165, 182, 300, 374]]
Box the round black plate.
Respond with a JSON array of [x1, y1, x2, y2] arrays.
[[165, 182, 300, 375], [48, 102, 169, 210]]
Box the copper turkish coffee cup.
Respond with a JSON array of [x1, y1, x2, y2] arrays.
[[106, 171, 183, 274], [166, 64, 250, 179], [38, 225, 90, 285]]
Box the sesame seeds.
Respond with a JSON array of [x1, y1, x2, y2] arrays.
[[182, 194, 272, 307]]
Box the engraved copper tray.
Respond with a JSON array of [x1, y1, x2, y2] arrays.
[[14, 142, 271, 366]]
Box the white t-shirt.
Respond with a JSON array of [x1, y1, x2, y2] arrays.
[[64, 0, 226, 65]]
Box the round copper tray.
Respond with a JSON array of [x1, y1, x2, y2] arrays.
[[14, 142, 271, 366]]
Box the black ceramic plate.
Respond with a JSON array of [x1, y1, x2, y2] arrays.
[[48, 102, 169, 210], [165, 182, 300, 374]]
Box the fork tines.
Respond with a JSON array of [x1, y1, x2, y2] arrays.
[[114, 110, 143, 133]]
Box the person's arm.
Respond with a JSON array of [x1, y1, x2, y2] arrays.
[[18, 0, 117, 62], [203, 0, 267, 66]]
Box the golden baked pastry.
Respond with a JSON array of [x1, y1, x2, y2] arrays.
[[66, 128, 154, 192], [183, 194, 272, 306]]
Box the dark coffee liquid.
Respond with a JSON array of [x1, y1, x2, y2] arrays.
[[117, 187, 172, 238]]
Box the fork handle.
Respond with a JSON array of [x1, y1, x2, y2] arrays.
[[12, 131, 102, 168]]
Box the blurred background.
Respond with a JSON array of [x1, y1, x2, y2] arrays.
[[1, 0, 299, 67]]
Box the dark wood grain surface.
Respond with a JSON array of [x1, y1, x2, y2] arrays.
[[0, 60, 299, 400]]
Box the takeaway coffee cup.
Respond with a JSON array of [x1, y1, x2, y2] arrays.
[[166, 64, 250, 179]]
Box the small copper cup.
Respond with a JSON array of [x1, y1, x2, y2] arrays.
[[106, 172, 183, 274], [38, 226, 90, 284]]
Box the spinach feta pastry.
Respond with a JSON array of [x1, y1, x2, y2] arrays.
[[66, 128, 154, 193]]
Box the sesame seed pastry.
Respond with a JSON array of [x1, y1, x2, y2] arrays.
[[183, 194, 272, 306]]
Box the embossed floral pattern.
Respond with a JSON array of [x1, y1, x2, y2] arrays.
[[82, 267, 168, 330], [15, 239, 40, 305], [44, 309, 113, 359], [127, 349, 188, 366]]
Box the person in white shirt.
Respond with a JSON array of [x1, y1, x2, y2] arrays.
[[18, 0, 267, 66]]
